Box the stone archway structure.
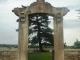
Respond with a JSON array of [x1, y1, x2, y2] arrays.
[[12, 0, 69, 60]]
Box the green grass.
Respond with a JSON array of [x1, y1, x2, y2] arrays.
[[28, 52, 52, 60]]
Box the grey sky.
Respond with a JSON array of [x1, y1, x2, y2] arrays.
[[0, 0, 80, 46]]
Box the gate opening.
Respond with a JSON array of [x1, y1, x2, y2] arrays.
[[28, 13, 54, 60]]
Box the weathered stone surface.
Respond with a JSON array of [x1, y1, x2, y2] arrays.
[[0, 50, 18, 60], [12, 0, 69, 60], [64, 49, 80, 60], [0, 49, 80, 60]]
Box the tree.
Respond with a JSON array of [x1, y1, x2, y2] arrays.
[[74, 39, 80, 47], [64, 42, 67, 47], [76, 9, 80, 19], [41, 27, 53, 46], [29, 13, 53, 51]]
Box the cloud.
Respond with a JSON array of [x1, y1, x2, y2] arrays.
[[64, 28, 80, 46], [64, 19, 80, 29], [63, 10, 78, 19], [0, 0, 80, 45], [63, 19, 80, 46], [49, 19, 80, 29], [68, 4, 80, 10], [0, 0, 8, 3], [0, 18, 18, 44], [46, 0, 80, 7], [49, 19, 80, 46], [0, 1, 18, 44]]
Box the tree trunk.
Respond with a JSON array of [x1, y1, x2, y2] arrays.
[[38, 24, 42, 52], [37, 15, 42, 52]]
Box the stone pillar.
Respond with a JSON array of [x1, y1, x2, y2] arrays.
[[12, 7, 29, 60], [18, 13, 28, 60], [53, 13, 64, 60]]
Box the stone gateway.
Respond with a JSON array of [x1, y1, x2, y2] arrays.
[[12, 0, 69, 60]]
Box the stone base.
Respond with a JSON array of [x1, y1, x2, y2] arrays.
[[0, 49, 80, 60]]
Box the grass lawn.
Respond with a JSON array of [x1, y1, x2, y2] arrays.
[[28, 52, 52, 60]]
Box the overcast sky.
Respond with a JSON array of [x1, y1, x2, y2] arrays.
[[0, 0, 80, 46]]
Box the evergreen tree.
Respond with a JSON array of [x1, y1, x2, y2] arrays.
[[29, 13, 53, 51]]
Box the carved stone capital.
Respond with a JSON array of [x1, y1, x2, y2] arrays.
[[56, 13, 63, 22], [12, 7, 30, 16], [52, 7, 70, 16], [37, 0, 45, 3]]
